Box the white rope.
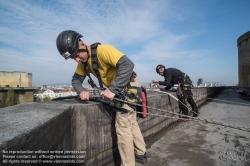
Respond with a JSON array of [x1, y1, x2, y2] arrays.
[[111, 91, 250, 133], [153, 90, 206, 120]]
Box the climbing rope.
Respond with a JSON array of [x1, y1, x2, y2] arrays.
[[55, 88, 250, 134], [111, 92, 250, 133]]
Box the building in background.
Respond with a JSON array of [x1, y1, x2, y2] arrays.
[[0, 71, 32, 87], [34, 88, 77, 101], [197, 78, 204, 87], [237, 30, 250, 88], [0, 71, 37, 108]]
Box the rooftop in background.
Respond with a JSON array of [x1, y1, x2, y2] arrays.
[[0, 71, 32, 87]]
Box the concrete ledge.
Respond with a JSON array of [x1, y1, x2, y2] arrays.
[[0, 87, 224, 166]]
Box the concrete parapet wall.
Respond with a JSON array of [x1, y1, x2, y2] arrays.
[[0, 87, 224, 166]]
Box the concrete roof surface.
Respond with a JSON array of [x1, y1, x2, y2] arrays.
[[137, 89, 250, 166]]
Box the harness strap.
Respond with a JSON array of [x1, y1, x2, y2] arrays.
[[83, 62, 98, 88], [90, 43, 103, 89], [82, 42, 104, 89], [83, 43, 137, 97], [181, 73, 193, 90]]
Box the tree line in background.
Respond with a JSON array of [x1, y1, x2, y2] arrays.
[[34, 95, 52, 102], [1, 88, 52, 109], [6, 87, 20, 107], [7, 87, 15, 106]]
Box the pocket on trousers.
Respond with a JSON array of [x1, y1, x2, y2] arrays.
[[116, 112, 131, 128]]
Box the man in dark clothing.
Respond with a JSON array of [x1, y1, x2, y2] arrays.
[[152, 64, 199, 118]]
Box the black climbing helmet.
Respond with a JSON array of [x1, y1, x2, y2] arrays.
[[156, 64, 165, 73], [56, 30, 84, 60]]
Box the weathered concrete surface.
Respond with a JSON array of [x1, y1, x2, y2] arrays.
[[0, 92, 178, 166], [0, 102, 72, 150], [0, 87, 224, 166], [140, 88, 250, 166]]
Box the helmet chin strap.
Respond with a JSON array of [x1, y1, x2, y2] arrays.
[[78, 48, 88, 53], [79, 45, 90, 56], [78, 48, 90, 61]]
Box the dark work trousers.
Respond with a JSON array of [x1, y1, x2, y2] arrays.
[[187, 95, 199, 115], [178, 90, 199, 118], [178, 97, 189, 117]]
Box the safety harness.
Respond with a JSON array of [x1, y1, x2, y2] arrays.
[[181, 73, 193, 90], [175, 71, 194, 105], [82, 43, 148, 118]]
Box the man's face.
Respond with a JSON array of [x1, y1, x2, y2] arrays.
[[71, 44, 89, 62], [72, 51, 89, 63], [158, 68, 164, 76]]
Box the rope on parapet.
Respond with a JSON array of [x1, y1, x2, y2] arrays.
[[53, 89, 250, 136], [136, 110, 250, 139], [153, 90, 207, 120], [112, 93, 250, 133], [153, 91, 250, 134]]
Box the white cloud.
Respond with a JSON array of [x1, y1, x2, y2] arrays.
[[0, 0, 246, 86]]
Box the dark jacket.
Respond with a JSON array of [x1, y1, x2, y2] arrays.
[[158, 68, 183, 90]]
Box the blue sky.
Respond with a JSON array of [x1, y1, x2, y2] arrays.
[[0, 0, 249, 86]]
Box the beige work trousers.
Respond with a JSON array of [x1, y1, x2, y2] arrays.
[[115, 78, 146, 166]]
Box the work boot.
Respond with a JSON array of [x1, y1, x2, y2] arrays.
[[193, 112, 199, 117], [135, 152, 147, 164]]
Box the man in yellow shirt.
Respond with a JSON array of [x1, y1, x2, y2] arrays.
[[56, 30, 147, 165]]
